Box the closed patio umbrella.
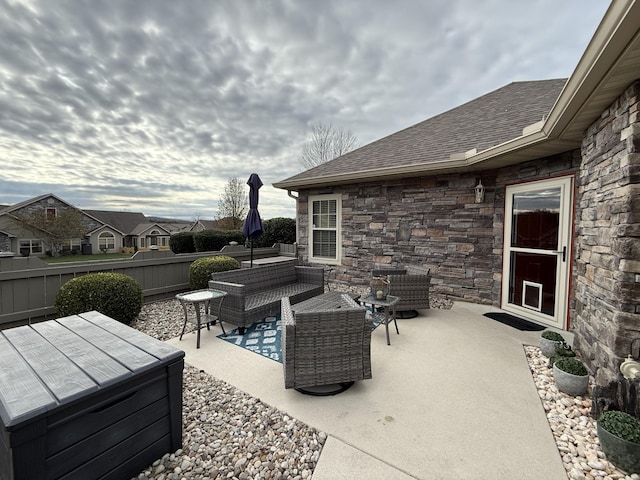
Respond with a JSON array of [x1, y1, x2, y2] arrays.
[[242, 173, 264, 267]]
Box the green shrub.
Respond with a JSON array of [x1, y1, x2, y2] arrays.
[[599, 410, 640, 444], [189, 255, 240, 289], [170, 232, 196, 253], [252, 217, 296, 248], [554, 357, 588, 376], [541, 330, 565, 342], [194, 230, 244, 252], [55, 272, 143, 324], [548, 342, 576, 368]]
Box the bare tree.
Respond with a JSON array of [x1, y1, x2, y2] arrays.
[[299, 123, 358, 170], [217, 177, 248, 230], [15, 208, 86, 256]]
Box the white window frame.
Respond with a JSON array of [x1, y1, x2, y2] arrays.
[[308, 194, 341, 265], [98, 231, 116, 251], [69, 238, 82, 251], [19, 239, 43, 254]]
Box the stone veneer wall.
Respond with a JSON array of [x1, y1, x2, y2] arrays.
[[0, 234, 9, 252], [573, 80, 640, 417], [296, 151, 579, 306]]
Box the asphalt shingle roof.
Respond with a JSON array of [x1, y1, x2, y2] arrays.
[[279, 79, 567, 185], [84, 210, 148, 235]]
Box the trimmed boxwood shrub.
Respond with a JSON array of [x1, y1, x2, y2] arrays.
[[55, 272, 143, 324], [194, 230, 245, 252], [252, 217, 296, 248], [541, 330, 565, 342], [554, 356, 588, 376], [189, 255, 240, 290], [599, 410, 640, 444], [170, 231, 196, 253]]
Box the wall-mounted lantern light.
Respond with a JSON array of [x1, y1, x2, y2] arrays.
[[474, 180, 485, 203]]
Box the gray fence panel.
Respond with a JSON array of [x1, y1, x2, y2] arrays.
[[0, 246, 282, 329]]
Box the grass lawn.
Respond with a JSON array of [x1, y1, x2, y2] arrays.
[[42, 253, 134, 263]]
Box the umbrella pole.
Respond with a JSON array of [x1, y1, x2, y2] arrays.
[[250, 240, 254, 268]]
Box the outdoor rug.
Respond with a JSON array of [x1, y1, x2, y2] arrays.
[[218, 312, 381, 364], [483, 312, 545, 331], [218, 316, 283, 363]]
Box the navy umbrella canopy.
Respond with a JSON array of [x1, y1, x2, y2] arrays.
[[242, 173, 264, 267]]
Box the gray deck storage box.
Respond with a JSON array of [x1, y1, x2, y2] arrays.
[[0, 311, 184, 480]]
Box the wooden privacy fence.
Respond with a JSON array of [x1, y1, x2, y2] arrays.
[[0, 244, 288, 329]]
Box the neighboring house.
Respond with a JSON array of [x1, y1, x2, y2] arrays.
[[274, 2, 640, 415], [0, 194, 103, 255], [190, 219, 220, 232], [84, 210, 174, 250], [0, 195, 181, 255]]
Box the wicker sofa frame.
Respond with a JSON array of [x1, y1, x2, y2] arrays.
[[208, 262, 324, 333], [371, 265, 431, 314], [281, 293, 372, 392]]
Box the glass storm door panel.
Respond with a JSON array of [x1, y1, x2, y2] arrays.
[[501, 177, 573, 328]]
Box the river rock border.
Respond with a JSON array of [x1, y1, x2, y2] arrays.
[[525, 346, 638, 480]]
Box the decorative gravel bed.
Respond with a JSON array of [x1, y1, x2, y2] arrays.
[[526, 346, 638, 480]]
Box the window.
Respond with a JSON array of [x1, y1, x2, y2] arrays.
[[19, 239, 43, 254], [308, 194, 341, 264], [149, 229, 160, 246], [45, 207, 57, 218], [69, 238, 81, 251], [98, 231, 115, 251]]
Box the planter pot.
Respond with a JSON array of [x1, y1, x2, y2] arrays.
[[552, 363, 589, 396], [597, 422, 640, 474], [540, 337, 563, 357]]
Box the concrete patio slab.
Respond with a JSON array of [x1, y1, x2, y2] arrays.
[[165, 301, 567, 480]]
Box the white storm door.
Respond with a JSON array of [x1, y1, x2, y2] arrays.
[[501, 177, 573, 329]]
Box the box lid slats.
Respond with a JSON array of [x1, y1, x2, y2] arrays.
[[3, 327, 99, 402], [31, 320, 131, 387], [0, 311, 184, 429], [0, 334, 57, 428], [57, 315, 158, 373], [81, 311, 184, 363]]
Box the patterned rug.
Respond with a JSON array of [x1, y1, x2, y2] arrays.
[[218, 316, 283, 363], [217, 312, 380, 364]]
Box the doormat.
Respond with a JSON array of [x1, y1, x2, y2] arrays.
[[218, 313, 381, 364], [483, 312, 545, 331]]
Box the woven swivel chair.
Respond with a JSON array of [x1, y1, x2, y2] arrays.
[[281, 294, 372, 395], [371, 265, 431, 318]]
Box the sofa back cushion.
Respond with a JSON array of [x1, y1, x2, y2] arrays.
[[210, 263, 297, 294]]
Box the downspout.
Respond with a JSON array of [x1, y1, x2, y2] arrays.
[[287, 190, 299, 246]]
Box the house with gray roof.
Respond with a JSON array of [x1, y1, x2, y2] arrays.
[[275, 1, 640, 416], [0, 195, 175, 255], [85, 210, 173, 250]]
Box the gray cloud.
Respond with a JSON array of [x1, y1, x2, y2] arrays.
[[0, 0, 607, 219]]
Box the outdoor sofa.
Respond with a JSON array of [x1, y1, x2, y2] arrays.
[[208, 262, 324, 334], [371, 265, 431, 317]]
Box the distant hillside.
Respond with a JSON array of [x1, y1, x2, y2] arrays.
[[147, 216, 192, 224]]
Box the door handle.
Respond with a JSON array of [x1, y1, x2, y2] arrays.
[[553, 246, 567, 262]]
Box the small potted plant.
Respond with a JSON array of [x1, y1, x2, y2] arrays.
[[552, 357, 589, 396], [597, 410, 640, 474], [548, 341, 576, 368], [540, 330, 565, 357]]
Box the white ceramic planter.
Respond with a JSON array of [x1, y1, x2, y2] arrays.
[[552, 363, 589, 396], [540, 337, 563, 357]]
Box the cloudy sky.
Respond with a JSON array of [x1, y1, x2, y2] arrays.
[[0, 0, 608, 220]]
